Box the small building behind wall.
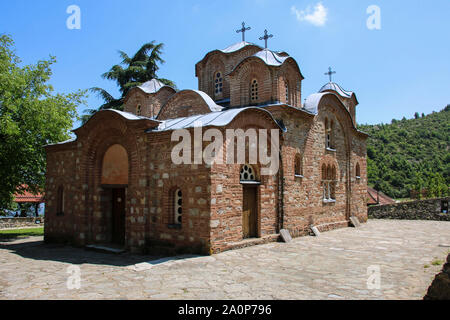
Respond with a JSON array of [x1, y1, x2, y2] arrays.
[[13, 186, 44, 217]]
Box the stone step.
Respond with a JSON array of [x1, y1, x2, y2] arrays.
[[85, 244, 125, 254]]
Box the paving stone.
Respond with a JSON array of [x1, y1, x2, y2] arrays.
[[0, 220, 449, 300]]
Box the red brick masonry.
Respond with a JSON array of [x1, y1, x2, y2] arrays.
[[44, 41, 368, 254]]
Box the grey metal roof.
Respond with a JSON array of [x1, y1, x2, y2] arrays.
[[152, 107, 278, 132], [304, 93, 326, 114], [221, 41, 261, 53], [138, 79, 171, 94], [157, 89, 224, 117], [319, 82, 354, 99], [303, 92, 367, 136], [190, 90, 224, 112], [107, 109, 151, 120], [252, 49, 290, 67], [44, 137, 76, 147]]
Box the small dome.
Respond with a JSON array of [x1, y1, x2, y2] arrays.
[[138, 79, 172, 94], [319, 82, 354, 99], [252, 49, 290, 67], [221, 41, 262, 53]]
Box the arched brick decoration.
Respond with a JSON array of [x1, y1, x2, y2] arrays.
[[101, 144, 129, 185], [75, 111, 141, 244], [204, 56, 226, 99], [195, 44, 263, 99], [231, 59, 272, 107], [276, 61, 303, 107], [124, 86, 176, 118], [316, 93, 362, 219], [157, 90, 218, 120]]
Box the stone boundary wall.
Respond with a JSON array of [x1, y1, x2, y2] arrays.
[[368, 197, 449, 221], [0, 217, 45, 230]]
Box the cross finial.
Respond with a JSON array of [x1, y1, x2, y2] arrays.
[[259, 29, 273, 49], [324, 67, 336, 82], [236, 22, 251, 42]]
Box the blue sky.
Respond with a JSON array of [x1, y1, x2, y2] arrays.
[[1, 0, 449, 127]]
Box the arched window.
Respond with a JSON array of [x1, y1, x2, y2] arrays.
[[325, 118, 334, 150], [250, 79, 258, 104], [136, 104, 142, 116], [356, 163, 361, 181], [57, 186, 64, 216], [322, 164, 337, 202], [294, 154, 303, 177], [214, 72, 223, 96], [173, 188, 182, 225], [240, 164, 257, 182]]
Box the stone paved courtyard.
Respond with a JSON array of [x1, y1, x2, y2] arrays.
[[0, 220, 449, 300]]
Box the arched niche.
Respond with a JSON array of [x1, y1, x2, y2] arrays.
[[101, 144, 129, 185]]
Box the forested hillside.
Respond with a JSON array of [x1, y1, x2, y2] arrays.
[[358, 105, 449, 199]]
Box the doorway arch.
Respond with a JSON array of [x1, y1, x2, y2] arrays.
[[240, 164, 259, 239], [101, 144, 129, 245]]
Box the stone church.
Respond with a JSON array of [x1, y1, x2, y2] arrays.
[[44, 30, 368, 254]]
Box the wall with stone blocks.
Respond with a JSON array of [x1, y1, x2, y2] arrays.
[[368, 197, 449, 221], [0, 217, 44, 230]]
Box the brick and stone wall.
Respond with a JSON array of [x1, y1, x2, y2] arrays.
[[196, 45, 262, 101], [264, 96, 368, 238], [368, 197, 450, 221], [157, 90, 213, 120], [124, 87, 175, 118], [424, 254, 450, 300], [210, 110, 281, 253], [0, 217, 44, 230], [44, 43, 368, 255]]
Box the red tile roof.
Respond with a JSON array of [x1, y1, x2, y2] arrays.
[[13, 186, 44, 203], [367, 187, 396, 206]]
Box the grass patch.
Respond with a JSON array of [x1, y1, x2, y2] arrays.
[[431, 259, 444, 266], [424, 264, 430, 268], [0, 227, 44, 240]]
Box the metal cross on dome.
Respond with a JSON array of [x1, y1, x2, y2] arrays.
[[236, 22, 251, 42], [324, 67, 336, 83], [259, 29, 273, 49]]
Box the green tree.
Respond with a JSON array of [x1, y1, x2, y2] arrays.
[[426, 172, 448, 198], [82, 41, 176, 124], [0, 34, 86, 210], [359, 105, 449, 199], [413, 172, 425, 199]]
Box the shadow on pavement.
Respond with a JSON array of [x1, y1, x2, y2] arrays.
[[0, 237, 173, 267]]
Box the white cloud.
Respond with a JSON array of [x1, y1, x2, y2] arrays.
[[291, 2, 328, 27]]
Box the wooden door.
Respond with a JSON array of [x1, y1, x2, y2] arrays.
[[243, 186, 258, 239], [111, 188, 126, 245]]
